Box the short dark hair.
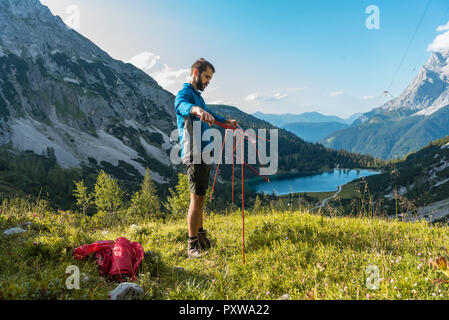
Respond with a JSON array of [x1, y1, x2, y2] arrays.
[[191, 58, 215, 76]]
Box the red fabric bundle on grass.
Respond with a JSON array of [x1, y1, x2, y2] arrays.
[[73, 237, 144, 281]]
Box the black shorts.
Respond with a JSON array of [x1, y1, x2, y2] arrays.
[[185, 162, 211, 196]]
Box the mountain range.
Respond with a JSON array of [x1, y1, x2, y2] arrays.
[[281, 121, 349, 143], [322, 49, 449, 160], [252, 111, 363, 143], [252, 111, 361, 127]]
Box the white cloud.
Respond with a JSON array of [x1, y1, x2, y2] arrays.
[[152, 64, 190, 91], [245, 92, 288, 103], [330, 91, 343, 97], [127, 52, 161, 70], [437, 21, 449, 32], [362, 95, 374, 100], [428, 21, 449, 52], [208, 99, 238, 106], [126, 52, 189, 94]]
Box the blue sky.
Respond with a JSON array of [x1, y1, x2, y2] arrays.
[[40, 0, 449, 118]]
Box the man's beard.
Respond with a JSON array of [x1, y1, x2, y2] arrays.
[[195, 76, 206, 91]]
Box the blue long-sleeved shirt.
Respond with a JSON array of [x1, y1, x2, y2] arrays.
[[174, 83, 227, 164]]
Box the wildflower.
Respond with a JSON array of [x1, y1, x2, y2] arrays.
[[412, 289, 417, 294], [33, 241, 38, 245], [343, 286, 348, 292], [418, 264, 423, 270], [405, 277, 408, 280], [413, 283, 417, 287], [366, 293, 371, 299], [425, 278, 429, 281], [266, 291, 270, 296], [397, 293, 401, 298], [418, 252, 422, 257]]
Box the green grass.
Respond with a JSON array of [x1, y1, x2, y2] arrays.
[[1, 202, 449, 300]]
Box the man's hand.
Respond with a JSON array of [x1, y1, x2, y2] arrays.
[[225, 119, 238, 128], [191, 107, 215, 126]]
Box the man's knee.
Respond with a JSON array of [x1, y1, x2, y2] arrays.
[[190, 194, 205, 208]]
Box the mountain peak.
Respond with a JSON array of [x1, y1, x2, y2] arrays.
[[426, 50, 449, 72]]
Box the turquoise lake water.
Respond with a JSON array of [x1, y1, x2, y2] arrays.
[[250, 169, 380, 196]]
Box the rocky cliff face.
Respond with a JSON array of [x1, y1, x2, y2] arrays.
[[0, 0, 179, 183]]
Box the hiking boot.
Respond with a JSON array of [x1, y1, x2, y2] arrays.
[[198, 229, 213, 250], [187, 237, 206, 259]]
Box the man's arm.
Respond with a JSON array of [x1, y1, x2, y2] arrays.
[[175, 91, 216, 126], [204, 108, 226, 124], [174, 90, 195, 116]]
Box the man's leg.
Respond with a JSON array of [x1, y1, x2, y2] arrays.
[[188, 193, 206, 237]]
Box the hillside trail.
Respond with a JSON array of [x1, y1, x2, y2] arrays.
[[401, 198, 449, 223], [312, 185, 343, 210]]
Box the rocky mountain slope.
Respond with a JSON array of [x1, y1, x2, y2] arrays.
[[0, 0, 178, 184], [364, 136, 449, 209]]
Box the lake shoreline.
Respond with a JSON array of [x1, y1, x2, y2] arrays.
[[247, 168, 381, 196]]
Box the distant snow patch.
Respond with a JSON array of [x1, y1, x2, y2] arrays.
[[412, 103, 448, 117], [124, 119, 140, 130], [442, 142, 449, 149], [434, 178, 449, 187], [80, 57, 94, 63], [149, 170, 169, 184], [63, 77, 80, 85], [139, 136, 170, 166], [151, 126, 174, 150], [398, 186, 407, 196], [10, 118, 80, 168]]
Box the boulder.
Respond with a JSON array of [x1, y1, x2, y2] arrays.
[[108, 282, 144, 300]]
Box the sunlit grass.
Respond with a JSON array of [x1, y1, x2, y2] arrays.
[[1, 199, 449, 300]]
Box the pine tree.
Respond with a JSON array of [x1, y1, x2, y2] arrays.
[[252, 194, 262, 215], [94, 170, 123, 214], [164, 173, 211, 217], [164, 173, 191, 217], [130, 168, 160, 218], [73, 180, 94, 215]]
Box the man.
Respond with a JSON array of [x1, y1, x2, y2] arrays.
[[174, 58, 238, 259]]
